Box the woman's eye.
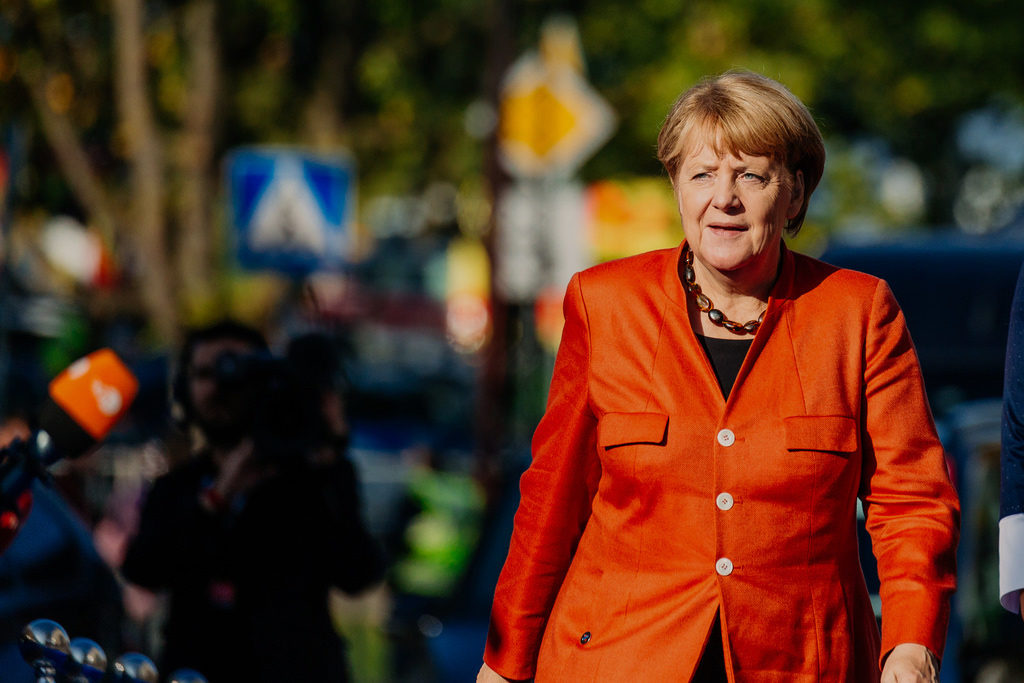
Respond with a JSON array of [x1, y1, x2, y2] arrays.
[[741, 172, 765, 182], [692, 172, 711, 180]]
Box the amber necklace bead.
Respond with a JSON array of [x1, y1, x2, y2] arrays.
[[682, 246, 765, 335]]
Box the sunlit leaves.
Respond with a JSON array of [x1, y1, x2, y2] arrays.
[[918, 7, 962, 54], [235, 70, 290, 137], [892, 76, 932, 118], [358, 44, 403, 97], [7, 0, 1024, 236], [156, 69, 188, 119]]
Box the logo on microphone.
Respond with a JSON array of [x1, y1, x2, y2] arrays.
[[91, 380, 123, 417]]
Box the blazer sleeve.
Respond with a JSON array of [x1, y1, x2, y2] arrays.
[[1000, 262, 1024, 612], [483, 272, 602, 680], [859, 279, 960, 666]]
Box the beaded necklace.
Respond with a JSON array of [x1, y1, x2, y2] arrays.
[[682, 246, 766, 335]]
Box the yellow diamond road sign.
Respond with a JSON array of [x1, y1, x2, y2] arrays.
[[498, 53, 615, 179]]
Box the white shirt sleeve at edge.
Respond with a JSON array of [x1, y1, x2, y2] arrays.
[[999, 513, 1024, 613]]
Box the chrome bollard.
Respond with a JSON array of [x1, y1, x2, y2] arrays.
[[168, 668, 209, 683], [18, 619, 71, 683], [112, 652, 159, 683], [67, 637, 108, 683]]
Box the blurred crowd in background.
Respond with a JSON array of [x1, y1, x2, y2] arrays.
[[2, 1, 1024, 681]]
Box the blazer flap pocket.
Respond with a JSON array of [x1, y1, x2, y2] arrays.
[[598, 412, 668, 449], [784, 415, 857, 453]]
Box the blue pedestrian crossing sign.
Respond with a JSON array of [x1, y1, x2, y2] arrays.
[[227, 147, 355, 275]]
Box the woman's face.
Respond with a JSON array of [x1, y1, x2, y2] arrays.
[[673, 141, 803, 277]]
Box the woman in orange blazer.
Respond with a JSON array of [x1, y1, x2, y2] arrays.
[[477, 71, 959, 682]]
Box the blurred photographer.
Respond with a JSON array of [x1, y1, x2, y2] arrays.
[[121, 321, 384, 683]]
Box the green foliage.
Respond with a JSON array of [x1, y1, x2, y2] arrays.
[[5, 0, 1024, 230]]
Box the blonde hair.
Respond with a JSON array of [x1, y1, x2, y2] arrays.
[[656, 70, 825, 235]]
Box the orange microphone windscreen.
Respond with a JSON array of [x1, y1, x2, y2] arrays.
[[47, 349, 139, 441]]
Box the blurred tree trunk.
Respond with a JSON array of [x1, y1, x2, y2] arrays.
[[479, 0, 515, 487], [176, 0, 220, 315], [304, 69, 345, 150], [302, 4, 353, 149], [112, 0, 178, 341]]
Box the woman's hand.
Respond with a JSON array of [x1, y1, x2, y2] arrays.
[[881, 643, 939, 682], [476, 662, 530, 683]]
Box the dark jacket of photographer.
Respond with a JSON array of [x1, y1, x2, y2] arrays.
[[122, 449, 384, 683]]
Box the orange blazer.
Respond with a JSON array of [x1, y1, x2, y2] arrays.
[[484, 243, 959, 682]]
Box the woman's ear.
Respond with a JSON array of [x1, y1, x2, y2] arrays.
[[788, 170, 805, 218]]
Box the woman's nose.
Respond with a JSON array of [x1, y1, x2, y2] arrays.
[[711, 177, 740, 210]]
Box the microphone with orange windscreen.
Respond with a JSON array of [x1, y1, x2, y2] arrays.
[[0, 348, 138, 552], [36, 348, 139, 466]]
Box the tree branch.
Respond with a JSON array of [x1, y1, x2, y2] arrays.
[[112, 0, 178, 340], [21, 73, 119, 238], [175, 0, 220, 308]]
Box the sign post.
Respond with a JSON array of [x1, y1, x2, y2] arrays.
[[493, 17, 615, 445], [226, 147, 356, 276], [495, 17, 615, 304], [497, 30, 615, 181]]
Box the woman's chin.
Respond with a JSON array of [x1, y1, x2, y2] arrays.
[[697, 248, 753, 273], [696, 238, 779, 275]]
